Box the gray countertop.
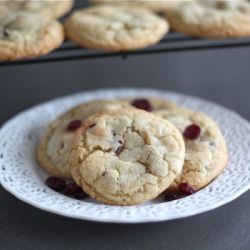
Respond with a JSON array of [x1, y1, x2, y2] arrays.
[[0, 47, 250, 250]]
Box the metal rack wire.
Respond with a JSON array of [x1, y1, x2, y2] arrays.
[[1, 1, 250, 67]]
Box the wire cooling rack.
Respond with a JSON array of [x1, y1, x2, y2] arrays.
[[1, 0, 250, 67]]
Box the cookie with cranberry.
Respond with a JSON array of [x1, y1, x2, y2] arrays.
[[165, 0, 250, 38], [155, 107, 228, 192], [0, 0, 73, 19], [69, 109, 185, 205], [124, 97, 179, 112], [0, 12, 64, 61], [36, 100, 130, 179], [64, 5, 168, 51]]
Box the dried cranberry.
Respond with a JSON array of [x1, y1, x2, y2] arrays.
[[89, 124, 96, 128], [183, 124, 201, 140], [179, 183, 195, 195], [115, 145, 124, 156], [131, 99, 152, 112], [66, 120, 82, 131], [45, 177, 66, 192], [73, 189, 88, 199], [63, 182, 79, 196], [164, 193, 187, 201]]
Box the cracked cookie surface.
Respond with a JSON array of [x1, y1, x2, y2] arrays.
[[64, 5, 168, 51], [69, 109, 185, 205], [0, 0, 73, 19], [0, 12, 64, 61], [165, 0, 250, 38], [37, 100, 130, 179], [155, 107, 228, 191]]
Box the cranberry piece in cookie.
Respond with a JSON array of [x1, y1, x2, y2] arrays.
[[115, 145, 124, 156], [183, 124, 201, 140], [45, 176, 66, 191], [89, 123, 96, 128], [66, 120, 82, 131], [131, 99, 153, 112], [179, 183, 195, 195]]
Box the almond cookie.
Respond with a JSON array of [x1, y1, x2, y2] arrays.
[[155, 107, 228, 191], [37, 100, 130, 179], [165, 0, 250, 38], [90, 0, 192, 13], [0, 12, 64, 61], [69, 109, 185, 205], [64, 5, 168, 51], [0, 0, 74, 19]]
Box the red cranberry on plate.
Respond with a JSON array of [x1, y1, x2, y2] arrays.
[[73, 189, 88, 199], [63, 181, 88, 199], [45, 177, 88, 200], [45, 176, 66, 192], [63, 182, 80, 196]]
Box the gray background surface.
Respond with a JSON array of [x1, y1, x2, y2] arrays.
[[0, 47, 250, 250]]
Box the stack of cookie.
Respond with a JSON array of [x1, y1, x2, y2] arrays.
[[2, 0, 250, 61], [37, 97, 227, 205], [64, 0, 250, 52], [0, 0, 74, 61]]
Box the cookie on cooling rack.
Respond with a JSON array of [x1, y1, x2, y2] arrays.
[[0, 12, 64, 61], [37, 100, 130, 179], [90, 0, 192, 13], [69, 109, 185, 205], [155, 106, 228, 192], [0, 0, 74, 19], [165, 0, 250, 38], [64, 5, 168, 51]]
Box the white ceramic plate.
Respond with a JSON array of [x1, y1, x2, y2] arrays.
[[1, 88, 250, 223]]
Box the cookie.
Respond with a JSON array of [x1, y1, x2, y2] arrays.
[[90, 0, 192, 13], [0, 12, 64, 61], [165, 0, 250, 38], [69, 109, 185, 205], [155, 107, 228, 191], [64, 5, 168, 51], [37, 100, 130, 179], [0, 0, 74, 19]]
